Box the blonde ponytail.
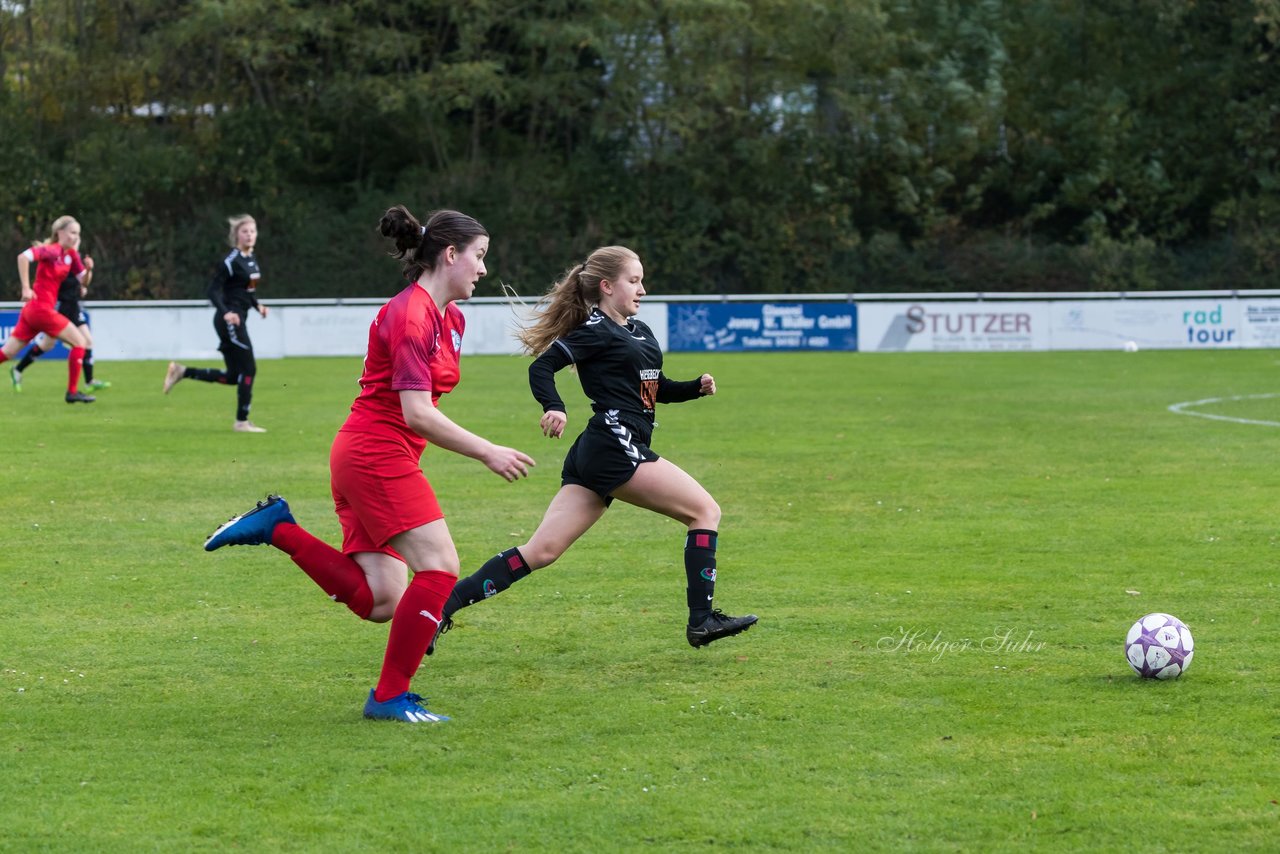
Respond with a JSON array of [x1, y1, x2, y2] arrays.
[[516, 247, 639, 355]]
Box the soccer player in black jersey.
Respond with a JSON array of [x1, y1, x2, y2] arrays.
[[10, 233, 109, 393], [162, 214, 269, 432], [437, 245, 758, 650]]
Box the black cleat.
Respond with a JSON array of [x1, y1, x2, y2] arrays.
[[686, 609, 758, 648], [425, 616, 453, 656], [65, 391, 96, 404]]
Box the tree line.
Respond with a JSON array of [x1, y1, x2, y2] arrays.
[[2, 0, 1278, 300]]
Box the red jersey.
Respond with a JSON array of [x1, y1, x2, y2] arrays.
[[24, 244, 85, 305], [339, 284, 465, 455]]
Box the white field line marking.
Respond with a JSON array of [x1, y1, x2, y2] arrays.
[[1168, 393, 1280, 427]]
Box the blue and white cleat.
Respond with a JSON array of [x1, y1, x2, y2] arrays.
[[363, 690, 450, 723], [203, 494, 295, 551]]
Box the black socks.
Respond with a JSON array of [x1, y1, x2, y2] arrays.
[[186, 367, 226, 383], [684, 529, 717, 626], [16, 345, 42, 372], [236, 375, 253, 421], [444, 547, 531, 619], [443, 533, 720, 630]]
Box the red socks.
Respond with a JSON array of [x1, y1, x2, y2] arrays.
[[271, 522, 374, 619], [255, 519, 454, 701], [67, 347, 85, 393], [374, 570, 455, 702]]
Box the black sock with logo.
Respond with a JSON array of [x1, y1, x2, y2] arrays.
[[684, 529, 717, 626], [444, 547, 531, 619]]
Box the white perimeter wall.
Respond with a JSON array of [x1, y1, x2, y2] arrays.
[[6, 292, 1280, 359], [13, 299, 671, 361]]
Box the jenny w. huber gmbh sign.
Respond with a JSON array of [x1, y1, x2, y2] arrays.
[[668, 302, 857, 352]]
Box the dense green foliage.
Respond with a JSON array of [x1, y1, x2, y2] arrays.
[[2, 1, 1279, 298], [3, 351, 1279, 849]]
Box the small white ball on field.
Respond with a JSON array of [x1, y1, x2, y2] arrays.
[[1123, 341, 1139, 352]]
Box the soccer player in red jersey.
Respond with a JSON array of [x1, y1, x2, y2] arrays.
[[203, 206, 535, 723], [438, 246, 757, 651], [1, 216, 97, 403], [10, 232, 110, 393]]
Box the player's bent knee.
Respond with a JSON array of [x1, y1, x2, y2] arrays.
[[417, 563, 460, 578], [60, 329, 86, 349], [367, 605, 395, 624], [521, 543, 564, 571], [690, 498, 721, 531], [366, 585, 404, 622]]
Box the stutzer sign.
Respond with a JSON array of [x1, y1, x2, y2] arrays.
[[858, 301, 1049, 352]]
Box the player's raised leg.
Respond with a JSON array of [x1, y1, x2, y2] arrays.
[[613, 457, 758, 647], [429, 484, 605, 655], [444, 484, 605, 616], [204, 494, 380, 620]]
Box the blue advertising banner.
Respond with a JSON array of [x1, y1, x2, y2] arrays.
[[668, 302, 857, 352], [0, 309, 74, 358]]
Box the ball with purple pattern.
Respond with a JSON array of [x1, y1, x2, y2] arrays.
[[1125, 613, 1194, 679]]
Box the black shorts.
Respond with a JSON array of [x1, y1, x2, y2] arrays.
[[214, 313, 256, 378], [561, 410, 659, 505], [55, 299, 87, 327]]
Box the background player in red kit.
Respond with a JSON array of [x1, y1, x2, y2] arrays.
[[436, 245, 757, 652], [1, 216, 97, 403], [10, 232, 110, 393], [202, 205, 535, 724], [163, 214, 270, 432]]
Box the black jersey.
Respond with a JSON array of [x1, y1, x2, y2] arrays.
[[56, 271, 82, 305], [208, 249, 262, 316], [529, 308, 703, 435]]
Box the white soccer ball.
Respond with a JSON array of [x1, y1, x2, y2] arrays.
[[1123, 340, 1139, 352], [1125, 612, 1194, 679]]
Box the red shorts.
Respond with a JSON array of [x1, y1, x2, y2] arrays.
[[329, 429, 444, 557], [12, 301, 71, 343]]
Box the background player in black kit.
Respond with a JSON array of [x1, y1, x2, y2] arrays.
[[163, 214, 269, 432], [10, 232, 109, 394], [435, 245, 757, 651]]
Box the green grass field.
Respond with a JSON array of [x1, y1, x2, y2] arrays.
[[2, 349, 1278, 852]]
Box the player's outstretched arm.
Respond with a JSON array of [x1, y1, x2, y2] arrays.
[[657, 372, 715, 404], [400, 390, 534, 482]]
